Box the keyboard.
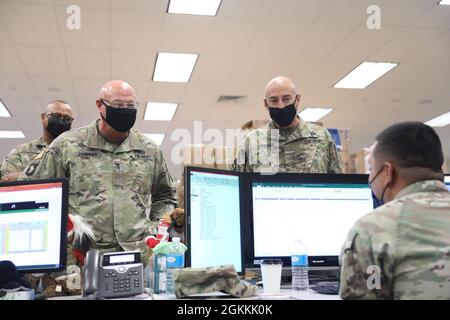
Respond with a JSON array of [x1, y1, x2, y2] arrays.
[[311, 282, 340, 295]]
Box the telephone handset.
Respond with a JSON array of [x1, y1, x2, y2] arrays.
[[82, 249, 144, 299], [83, 249, 100, 298]]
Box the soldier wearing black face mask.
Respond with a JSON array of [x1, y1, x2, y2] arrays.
[[0, 100, 73, 182], [233, 76, 342, 174]]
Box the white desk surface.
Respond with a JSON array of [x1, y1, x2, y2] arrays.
[[49, 288, 340, 300]]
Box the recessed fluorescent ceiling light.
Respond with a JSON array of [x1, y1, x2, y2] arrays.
[[144, 133, 166, 146], [439, 0, 450, 5], [153, 53, 198, 83], [0, 100, 11, 117], [168, 0, 222, 16], [334, 61, 398, 89], [299, 108, 334, 122], [144, 102, 178, 121], [0, 130, 25, 138], [425, 111, 450, 127]]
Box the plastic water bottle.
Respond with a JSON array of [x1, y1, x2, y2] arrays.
[[291, 239, 309, 291], [165, 237, 186, 295]]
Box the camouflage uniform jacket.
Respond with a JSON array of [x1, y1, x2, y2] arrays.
[[0, 136, 47, 179], [233, 119, 342, 173], [21, 120, 177, 253], [340, 180, 450, 300]]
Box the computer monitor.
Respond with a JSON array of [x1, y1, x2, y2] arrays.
[[242, 173, 374, 271], [445, 175, 450, 191], [185, 166, 244, 274], [0, 178, 68, 273]]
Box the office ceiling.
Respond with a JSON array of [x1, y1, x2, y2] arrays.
[[0, 0, 449, 178]]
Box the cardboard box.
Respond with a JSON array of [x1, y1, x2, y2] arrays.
[[350, 149, 371, 174], [338, 149, 353, 174], [214, 146, 237, 170]]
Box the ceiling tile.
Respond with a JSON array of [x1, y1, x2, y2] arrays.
[[218, 0, 278, 19], [1, 98, 43, 117], [245, 20, 312, 58], [412, 4, 450, 28], [380, 0, 437, 26], [181, 83, 222, 104], [201, 17, 264, 55], [369, 27, 448, 62], [269, 0, 332, 21], [53, 0, 111, 9], [112, 50, 156, 81], [0, 2, 61, 46], [111, 11, 163, 51], [0, 76, 36, 100], [0, 18, 11, 44], [158, 14, 214, 52], [288, 22, 359, 59], [55, 6, 111, 49], [409, 30, 450, 64], [17, 46, 69, 77], [71, 78, 109, 102], [66, 48, 111, 78], [29, 76, 75, 102], [317, 0, 384, 24], [190, 55, 240, 84], [112, 0, 167, 12], [0, 45, 25, 75], [328, 25, 402, 60], [147, 82, 187, 103], [303, 60, 359, 87]]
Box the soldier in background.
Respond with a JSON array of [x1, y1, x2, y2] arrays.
[[21, 80, 176, 261], [233, 76, 341, 173], [0, 100, 73, 182], [340, 121, 450, 299]]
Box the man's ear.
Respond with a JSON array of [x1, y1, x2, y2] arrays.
[[95, 99, 102, 111], [384, 161, 395, 186], [263, 98, 269, 111], [40, 113, 45, 121]]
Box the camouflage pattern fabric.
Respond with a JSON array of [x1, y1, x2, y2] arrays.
[[233, 119, 342, 173], [20, 120, 176, 259], [0, 137, 47, 179], [340, 180, 450, 300], [174, 264, 257, 298]]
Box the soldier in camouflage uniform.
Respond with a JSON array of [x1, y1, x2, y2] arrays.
[[340, 121, 450, 299], [21, 80, 176, 261], [233, 76, 341, 173], [0, 100, 73, 182]]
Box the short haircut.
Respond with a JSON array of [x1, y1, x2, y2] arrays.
[[374, 121, 444, 172]]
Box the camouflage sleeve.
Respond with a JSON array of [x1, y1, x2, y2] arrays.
[[339, 221, 394, 300], [325, 130, 342, 173], [232, 136, 249, 172], [19, 142, 67, 180], [149, 148, 177, 221], [1, 146, 25, 178]]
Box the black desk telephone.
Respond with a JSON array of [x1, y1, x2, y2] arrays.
[[82, 249, 144, 299]]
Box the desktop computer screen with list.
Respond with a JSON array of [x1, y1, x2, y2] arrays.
[[186, 168, 243, 273], [248, 175, 374, 268]]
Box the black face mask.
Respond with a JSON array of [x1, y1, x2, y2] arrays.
[[268, 103, 297, 127], [46, 117, 72, 138], [101, 104, 137, 132]]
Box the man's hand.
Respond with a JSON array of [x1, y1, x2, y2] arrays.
[[1, 172, 21, 182]]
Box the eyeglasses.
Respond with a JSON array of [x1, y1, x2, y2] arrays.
[[267, 94, 297, 107], [100, 98, 139, 110], [44, 113, 74, 123]]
